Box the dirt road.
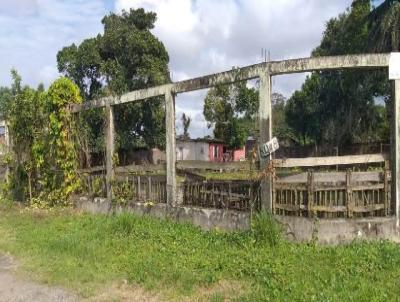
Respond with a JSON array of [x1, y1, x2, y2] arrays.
[[0, 254, 78, 302]]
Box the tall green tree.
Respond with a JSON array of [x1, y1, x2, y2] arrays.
[[203, 81, 292, 148], [203, 82, 257, 149], [57, 8, 170, 155], [286, 0, 391, 146], [271, 93, 294, 143], [6, 71, 45, 201]]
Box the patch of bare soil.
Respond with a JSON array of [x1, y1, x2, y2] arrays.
[[183, 280, 249, 302], [0, 254, 79, 302], [85, 281, 161, 302], [87, 279, 248, 302], [0, 253, 246, 302]]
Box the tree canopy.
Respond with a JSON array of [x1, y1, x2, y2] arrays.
[[203, 82, 258, 149], [203, 81, 291, 149], [285, 0, 392, 147], [57, 8, 170, 154]]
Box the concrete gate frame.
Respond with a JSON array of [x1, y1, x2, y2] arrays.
[[72, 53, 400, 227]]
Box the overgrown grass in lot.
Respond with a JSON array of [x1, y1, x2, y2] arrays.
[[0, 207, 400, 301]]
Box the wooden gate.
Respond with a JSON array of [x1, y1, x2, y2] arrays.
[[272, 154, 391, 218]]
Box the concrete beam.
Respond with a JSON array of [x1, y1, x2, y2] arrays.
[[174, 65, 262, 94], [105, 104, 115, 201], [72, 53, 390, 112], [267, 53, 390, 75], [165, 89, 177, 206], [392, 80, 400, 224], [71, 84, 172, 112], [259, 72, 273, 212], [174, 54, 389, 94]]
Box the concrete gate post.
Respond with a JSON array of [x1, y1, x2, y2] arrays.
[[105, 103, 115, 202], [165, 88, 177, 206], [392, 80, 400, 225], [259, 72, 273, 212]]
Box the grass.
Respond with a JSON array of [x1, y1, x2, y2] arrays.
[[0, 207, 400, 301]]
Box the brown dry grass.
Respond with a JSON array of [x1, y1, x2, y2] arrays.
[[85, 279, 249, 302]]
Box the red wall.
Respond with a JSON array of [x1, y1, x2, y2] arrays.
[[232, 147, 246, 161], [208, 143, 224, 162]]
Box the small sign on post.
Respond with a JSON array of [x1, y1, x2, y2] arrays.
[[259, 137, 279, 159]]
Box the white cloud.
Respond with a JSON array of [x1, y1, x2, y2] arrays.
[[38, 65, 60, 85], [116, 0, 351, 137], [116, 0, 350, 78], [0, 0, 39, 16], [0, 0, 108, 87], [0, 0, 353, 138]]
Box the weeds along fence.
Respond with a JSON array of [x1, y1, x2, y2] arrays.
[[273, 153, 391, 218]]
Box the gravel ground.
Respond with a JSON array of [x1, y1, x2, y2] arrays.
[[0, 254, 79, 302]]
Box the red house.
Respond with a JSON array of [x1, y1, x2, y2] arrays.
[[176, 138, 247, 162], [208, 141, 224, 162]]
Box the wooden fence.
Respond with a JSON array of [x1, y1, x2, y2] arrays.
[[79, 169, 166, 203], [274, 170, 391, 218], [79, 170, 107, 198], [114, 174, 167, 204], [182, 180, 260, 211], [78, 153, 392, 217], [79, 161, 250, 174]]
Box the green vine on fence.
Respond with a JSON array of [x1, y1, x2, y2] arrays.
[[39, 78, 82, 205], [5, 73, 82, 206]]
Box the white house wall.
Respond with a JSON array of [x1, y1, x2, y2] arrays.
[[176, 141, 209, 161]]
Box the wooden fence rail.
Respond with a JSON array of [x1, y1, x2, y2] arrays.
[[78, 160, 250, 174], [182, 180, 260, 211], [79, 171, 166, 203], [273, 170, 391, 218], [273, 153, 387, 168], [115, 174, 166, 204], [77, 156, 392, 218], [79, 171, 107, 198]]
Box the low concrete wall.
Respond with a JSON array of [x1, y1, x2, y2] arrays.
[[75, 196, 400, 244], [277, 216, 400, 245], [75, 196, 250, 231]]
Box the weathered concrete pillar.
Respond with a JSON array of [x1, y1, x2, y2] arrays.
[[105, 104, 115, 201], [259, 72, 273, 212], [165, 89, 177, 206], [4, 121, 10, 181], [392, 80, 400, 225]]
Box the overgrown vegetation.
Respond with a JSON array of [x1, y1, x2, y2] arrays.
[[0, 208, 400, 300], [2, 72, 82, 205], [251, 211, 282, 247]]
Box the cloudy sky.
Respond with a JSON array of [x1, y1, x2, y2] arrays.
[[0, 0, 355, 137]]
